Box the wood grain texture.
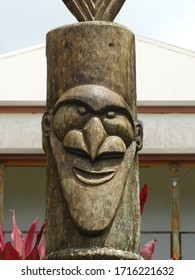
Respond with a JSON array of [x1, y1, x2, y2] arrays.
[[45, 22, 141, 259]]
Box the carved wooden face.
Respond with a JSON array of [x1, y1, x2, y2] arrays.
[[44, 85, 141, 236]]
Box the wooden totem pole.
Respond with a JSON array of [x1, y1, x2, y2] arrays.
[[42, 0, 143, 259]]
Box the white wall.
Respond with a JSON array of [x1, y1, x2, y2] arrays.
[[1, 113, 195, 154], [138, 113, 195, 154], [0, 113, 43, 153]]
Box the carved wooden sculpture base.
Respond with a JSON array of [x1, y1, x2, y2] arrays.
[[47, 248, 143, 260], [43, 21, 143, 260]]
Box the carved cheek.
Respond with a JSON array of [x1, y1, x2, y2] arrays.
[[98, 136, 126, 157], [103, 115, 134, 147], [63, 130, 89, 155]]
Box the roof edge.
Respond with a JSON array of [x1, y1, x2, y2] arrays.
[[0, 101, 46, 106], [138, 100, 195, 106], [0, 43, 45, 60], [135, 35, 195, 57]]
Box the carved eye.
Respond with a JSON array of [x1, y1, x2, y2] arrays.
[[78, 106, 87, 115], [106, 111, 115, 119]]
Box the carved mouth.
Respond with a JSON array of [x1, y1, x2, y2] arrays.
[[73, 166, 116, 186]]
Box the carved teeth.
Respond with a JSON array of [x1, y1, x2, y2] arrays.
[[73, 166, 116, 185]]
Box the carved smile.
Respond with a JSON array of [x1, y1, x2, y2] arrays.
[[73, 166, 116, 186]]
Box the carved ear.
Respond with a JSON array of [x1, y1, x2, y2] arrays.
[[42, 111, 52, 153], [135, 120, 143, 152]]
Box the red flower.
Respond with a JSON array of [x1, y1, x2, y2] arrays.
[[0, 210, 45, 260]]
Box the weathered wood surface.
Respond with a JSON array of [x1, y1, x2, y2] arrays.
[[43, 21, 143, 259], [46, 22, 137, 114]]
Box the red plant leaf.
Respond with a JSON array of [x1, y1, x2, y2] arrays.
[[25, 217, 38, 257], [10, 209, 25, 259], [38, 238, 46, 260], [25, 246, 40, 260], [35, 221, 45, 248], [0, 242, 21, 260], [0, 223, 5, 253], [140, 183, 148, 215], [140, 239, 156, 260]]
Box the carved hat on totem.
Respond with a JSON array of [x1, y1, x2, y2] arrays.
[[46, 22, 137, 118]]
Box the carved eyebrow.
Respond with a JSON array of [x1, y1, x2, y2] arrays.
[[53, 101, 134, 128], [55, 100, 131, 116], [97, 105, 134, 124], [97, 105, 132, 117], [53, 100, 92, 114]]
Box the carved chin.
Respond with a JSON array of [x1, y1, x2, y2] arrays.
[[51, 133, 136, 235], [60, 165, 128, 235]]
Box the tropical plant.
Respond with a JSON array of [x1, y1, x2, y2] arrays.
[[0, 183, 154, 260], [0, 210, 45, 260]]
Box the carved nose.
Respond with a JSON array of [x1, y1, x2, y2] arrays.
[[83, 117, 107, 161]]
